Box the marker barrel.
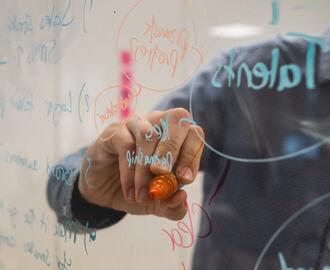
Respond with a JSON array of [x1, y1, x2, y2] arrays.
[[149, 173, 178, 200]]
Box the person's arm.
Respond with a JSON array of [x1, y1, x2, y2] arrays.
[[45, 46, 242, 229], [47, 34, 307, 229], [47, 147, 126, 229]]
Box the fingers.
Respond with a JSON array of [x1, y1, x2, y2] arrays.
[[125, 116, 159, 203], [175, 125, 205, 184], [149, 108, 191, 175], [160, 190, 188, 220], [110, 123, 136, 202], [95, 108, 205, 222], [146, 190, 188, 220]]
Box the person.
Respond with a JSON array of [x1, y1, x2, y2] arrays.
[[47, 27, 330, 270]]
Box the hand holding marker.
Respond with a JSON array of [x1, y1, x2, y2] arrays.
[[79, 108, 205, 221], [149, 141, 204, 200]]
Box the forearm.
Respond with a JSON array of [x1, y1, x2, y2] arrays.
[[47, 147, 126, 230]]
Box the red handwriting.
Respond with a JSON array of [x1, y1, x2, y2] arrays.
[[115, 0, 204, 91], [161, 202, 212, 251], [208, 160, 231, 205], [130, 37, 179, 78], [181, 261, 186, 270], [93, 84, 142, 141], [144, 15, 189, 59]]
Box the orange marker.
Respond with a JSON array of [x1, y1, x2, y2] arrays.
[[149, 141, 205, 200], [149, 173, 178, 200]]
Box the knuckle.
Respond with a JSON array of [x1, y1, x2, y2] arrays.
[[99, 122, 122, 140], [168, 208, 187, 221], [170, 108, 190, 123], [123, 138, 136, 150], [178, 150, 197, 164], [158, 139, 179, 156], [142, 127, 158, 143], [175, 107, 190, 118], [192, 125, 205, 140]]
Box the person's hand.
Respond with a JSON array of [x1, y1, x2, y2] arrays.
[[78, 108, 204, 220]]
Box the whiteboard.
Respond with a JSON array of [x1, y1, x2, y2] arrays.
[[0, 0, 329, 269]]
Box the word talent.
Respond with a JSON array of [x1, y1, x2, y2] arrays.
[[212, 34, 327, 92]]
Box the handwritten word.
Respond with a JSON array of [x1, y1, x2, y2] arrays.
[[144, 15, 189, 56], [161, 202, 212, 251], [212, 34, 326, 91], [45, 90, 73, 126], [39, 0, 75, 30], [58, 221, 75, 245], [24, 209, 36, 228], [126, 147, 173, 170], [93, 84, 141, 140], [116, 0, 203, 91], [27, 39, 57, 64], [23, 241, 51, 267], [56, 251, 72, 270], [6, 14, 33, 34], [128, 13, 193, 79], [278, 252, 330, 270], [54, 220, 96, 255], [97, 90, 139, 124], [0, 145, 39, 171], [46, 157, 74, 186], [130, 37, 179, 78], [0, 232, 16, 248], [10, 89, 34, 112], [144, 112, 169, 142]]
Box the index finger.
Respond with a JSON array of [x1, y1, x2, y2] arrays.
[[147, 108, 192, 175]]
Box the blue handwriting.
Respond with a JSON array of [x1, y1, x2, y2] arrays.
[[0, 232, 16, 248], [39, 0, 75, 30], [212, 33, 328, 92], [278, 252, 330, 270], [127, 146, 173, 170], [23, 241, 51, 267], [6, 14, 33, 34], [46, 157, 74, 186], [44, 90, 73, 126]]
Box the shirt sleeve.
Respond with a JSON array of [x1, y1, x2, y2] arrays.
[[47, 147, 126, 230]]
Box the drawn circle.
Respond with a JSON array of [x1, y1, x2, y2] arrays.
[[189, 77, 330, 163], [93, 84, 141, 142], [253, 192, 330, 270], [115, 0, 204, 92]]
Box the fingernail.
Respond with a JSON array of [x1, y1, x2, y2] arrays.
[[127, 187, 135, 201], [138, 187, 150, 202], [179, 167, 193, 181]]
